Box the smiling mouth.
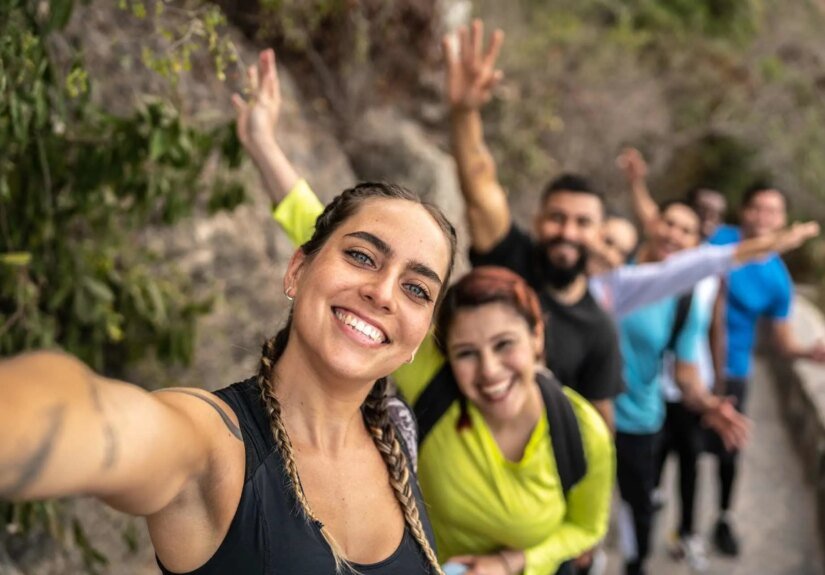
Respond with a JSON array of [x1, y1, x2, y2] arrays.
[[333, 308, 390, 344], [478, 379, 515, 402]]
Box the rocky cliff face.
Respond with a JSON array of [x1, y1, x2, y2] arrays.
[[3, 2, 465, 574]]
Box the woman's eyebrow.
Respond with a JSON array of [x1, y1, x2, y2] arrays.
[[345, 231, 443, 286], [408, 261, 443, 286], [345, 231, 392, 256]]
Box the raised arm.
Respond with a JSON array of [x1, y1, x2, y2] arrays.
[[233, 49, 323, 245], [444, 20, 509, 253], [616, 148, 658, 236], [232, 50, 300, 204], [0, 352, 236, 517]]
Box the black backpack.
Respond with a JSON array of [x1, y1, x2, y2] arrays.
[[411, 365, 587, 496]]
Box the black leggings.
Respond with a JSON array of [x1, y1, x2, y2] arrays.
[[708, 378, 748, 512], [655, 401, 704, 535], [616, 431, 661, 575]]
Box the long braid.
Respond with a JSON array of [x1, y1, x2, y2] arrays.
[[256, 324, 353, 573], [362, 380, 444, 575], [253, 182, 456, 574]]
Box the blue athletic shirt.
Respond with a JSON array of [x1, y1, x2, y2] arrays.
[[614, 293, 703, 435], [710, 225, 792, 379]]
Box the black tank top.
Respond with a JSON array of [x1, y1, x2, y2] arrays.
[[157, 378, 436, 575]]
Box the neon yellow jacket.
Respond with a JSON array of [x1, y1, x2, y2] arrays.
[[272, 181, 614, 574]]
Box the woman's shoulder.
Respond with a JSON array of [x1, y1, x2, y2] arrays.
[[561, 387, 612, 448]]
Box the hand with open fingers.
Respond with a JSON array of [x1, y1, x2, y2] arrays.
[[703, 397, 750, 452], [616, 147, 648, 185], [231, 49, 282, 153], [447, 553, 515, 575], [773, 221, 820, 254], [443, 19, 505, 113]]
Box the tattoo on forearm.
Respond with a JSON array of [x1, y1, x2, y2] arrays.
[[0, 404, 66, 498], [155, 389, 242, 441], [87, 379, 118, 470]]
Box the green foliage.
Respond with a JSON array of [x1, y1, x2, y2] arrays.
[[0, 0, 243, 371], [129, 0, 238, 84], [0, 0, 243, 566]]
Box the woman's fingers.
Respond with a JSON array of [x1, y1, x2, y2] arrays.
[[483, 29, 505, 70], [260, 49, 280, 99], [231, 93, 247, 115], [246, 61, 259, 95]]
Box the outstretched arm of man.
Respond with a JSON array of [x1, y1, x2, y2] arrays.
[[444, 20, 509, 253], [771, 319, 825, 362]]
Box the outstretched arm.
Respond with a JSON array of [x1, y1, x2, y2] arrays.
[[0, 352, 236, 517], [444, 20, 510, 253], [617, 147, 658, 237], [592, 221, 820, 318], [771, 319, 825, 362]]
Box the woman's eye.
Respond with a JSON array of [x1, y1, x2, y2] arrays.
[[453, 349, 476, 360], [346, 249, 374, 267], [405, 283, 432, 301], [494, 339, 514, 352]]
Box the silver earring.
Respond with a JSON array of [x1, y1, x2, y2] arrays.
[[406, 351, 416, 364], [285, 287, 294, 301]]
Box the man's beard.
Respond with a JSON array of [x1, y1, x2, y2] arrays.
[[534, 238, 588, 290]]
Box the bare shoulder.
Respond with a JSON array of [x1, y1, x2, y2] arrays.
[[146, 387, 247, 573]]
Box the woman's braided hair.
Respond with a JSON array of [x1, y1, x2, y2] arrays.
[[258, 183, 455, 574]]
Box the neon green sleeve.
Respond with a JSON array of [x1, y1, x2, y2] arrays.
[[523, 390, 615, 575], [271, 179, 324, 246], [391, 333, 445, 405]]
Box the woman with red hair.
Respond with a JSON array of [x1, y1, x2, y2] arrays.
[[396, 266, 614, 575]]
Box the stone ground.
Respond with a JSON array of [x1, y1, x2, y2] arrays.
[[604, 357, 824, 575]]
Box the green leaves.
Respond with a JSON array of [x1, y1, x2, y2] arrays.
[[0, 1, 245, 569]]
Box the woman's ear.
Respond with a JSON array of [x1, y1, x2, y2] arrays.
[[532, 322, 545, 360], [283, 248, 308, 298]]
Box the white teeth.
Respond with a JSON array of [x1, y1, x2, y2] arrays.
[[334, 309, 386, 343], [480, 380, 511, 400]]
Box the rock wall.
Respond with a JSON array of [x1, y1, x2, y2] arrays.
[[3, 2, 465, 574]]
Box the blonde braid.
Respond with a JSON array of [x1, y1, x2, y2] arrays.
[[257, 330, 355, 573], [362, 380, 444, 575]]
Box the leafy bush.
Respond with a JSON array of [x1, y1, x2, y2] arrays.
[[0, 0, 242, 567]]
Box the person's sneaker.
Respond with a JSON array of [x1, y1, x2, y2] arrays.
[[682, 535, 709, 572], [668, 532, 710, 571], [713, 518, 740, 556]]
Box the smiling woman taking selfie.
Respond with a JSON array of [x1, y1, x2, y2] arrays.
[[0, 183, 457, 575]]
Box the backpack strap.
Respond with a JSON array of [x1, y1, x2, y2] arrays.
[[412, 364, 462, 445], [414, 365, 587, 496], [666, 291, 695, 351], [536, 370, 587, 496]]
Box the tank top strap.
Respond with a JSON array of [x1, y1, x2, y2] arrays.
[[214, 377, 276, 481]]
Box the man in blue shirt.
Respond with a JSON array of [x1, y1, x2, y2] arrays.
[[709, 184, 825, 556]]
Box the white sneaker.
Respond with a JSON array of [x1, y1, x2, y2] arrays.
[[668, 533, 709, 572]]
